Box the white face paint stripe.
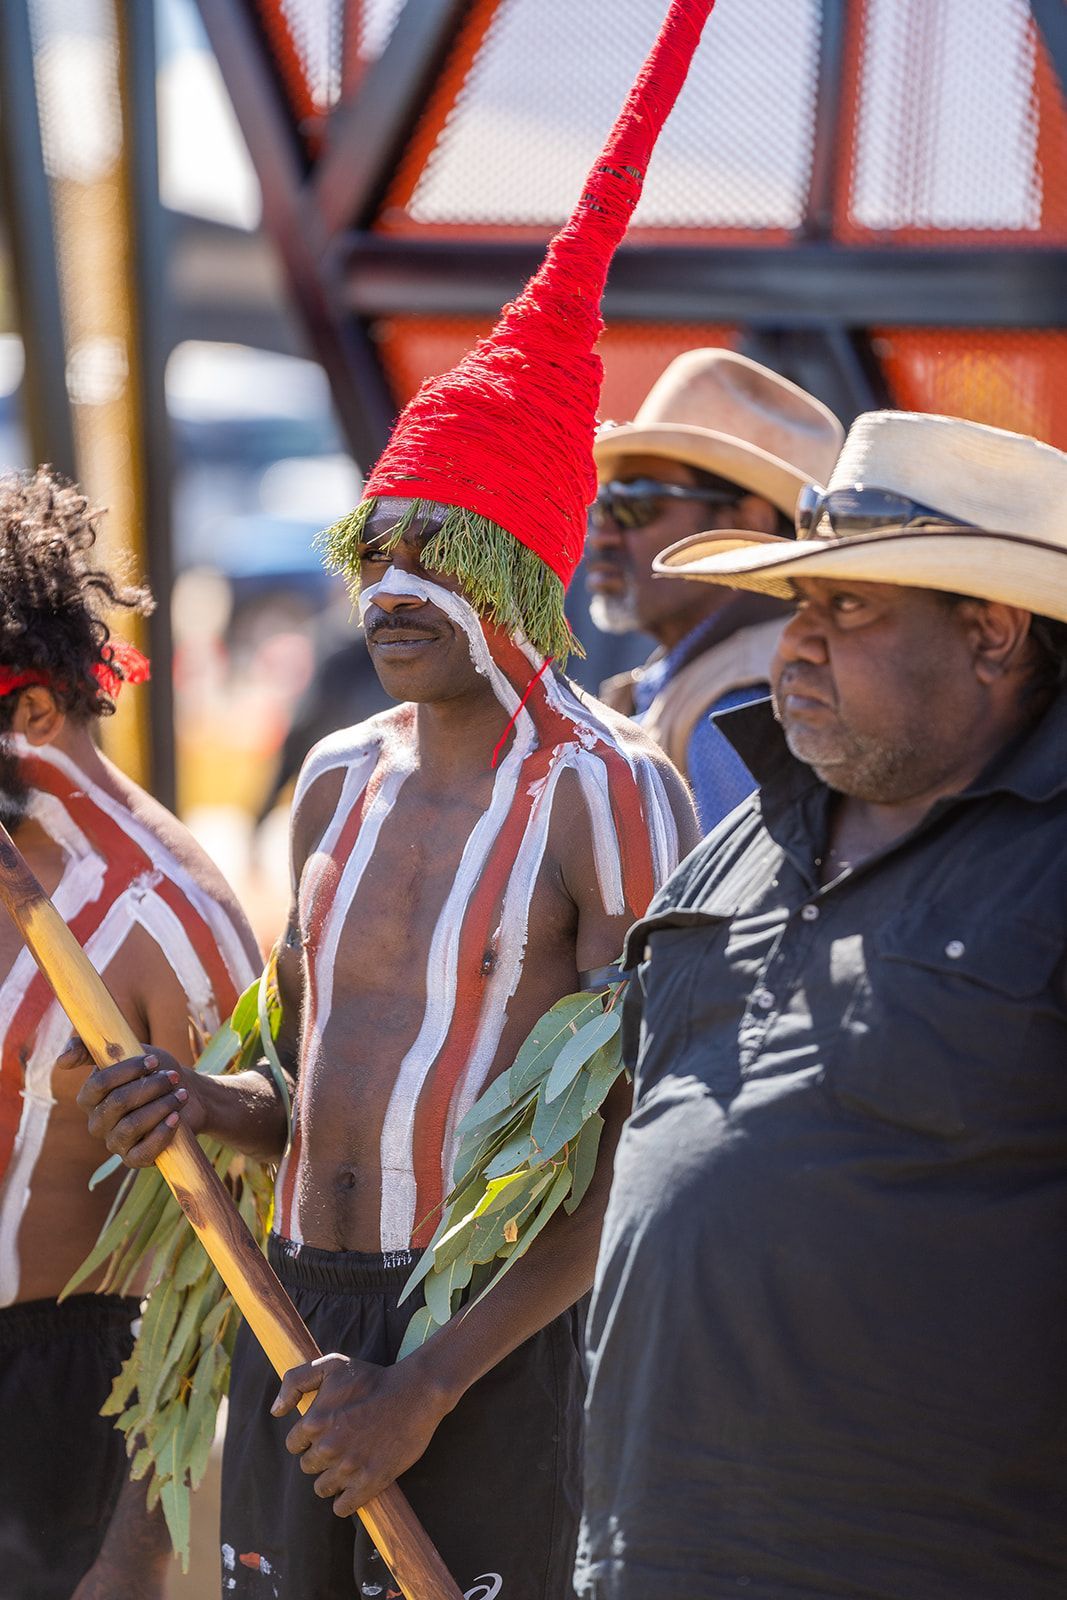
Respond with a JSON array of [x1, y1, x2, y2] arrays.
[[360, 571, 534, 744]]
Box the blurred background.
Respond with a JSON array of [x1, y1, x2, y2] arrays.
[[0, 0, 1064, 942], [0, 1, 1063, 1592]]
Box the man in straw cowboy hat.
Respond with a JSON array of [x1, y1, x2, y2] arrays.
[[588, 349, 842, 829], [578, 409, 1067, 1598]]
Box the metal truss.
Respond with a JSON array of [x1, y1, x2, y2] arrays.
[[191, 0, 1067, 458]]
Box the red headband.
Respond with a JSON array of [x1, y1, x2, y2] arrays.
[[0, 639, 151, 702]]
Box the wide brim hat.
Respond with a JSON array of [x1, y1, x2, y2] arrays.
[[593, 348, 844, 518], [652, 409, 1067, 624]]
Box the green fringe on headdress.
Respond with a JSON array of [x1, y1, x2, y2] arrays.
[[320, 498, 582, 666]]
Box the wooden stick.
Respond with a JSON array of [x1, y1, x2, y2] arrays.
[[0, 827, 461, 1600]]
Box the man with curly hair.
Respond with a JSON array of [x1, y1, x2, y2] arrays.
[[0, 468, 260, 1600]]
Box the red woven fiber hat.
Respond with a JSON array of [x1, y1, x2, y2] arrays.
[[324, 0, 715, 661]]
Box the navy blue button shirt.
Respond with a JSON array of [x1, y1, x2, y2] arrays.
[[579, 689, 1067, 1600]]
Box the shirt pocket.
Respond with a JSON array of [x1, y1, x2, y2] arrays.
[[634, 912, 738, 1098], [827, 906, 1065, 1138]]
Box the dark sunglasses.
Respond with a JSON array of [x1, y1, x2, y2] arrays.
[[796, 482, 979, 539], [589, 477, 740, 532]]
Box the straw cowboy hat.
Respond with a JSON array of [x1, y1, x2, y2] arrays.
[[593, 349, 845, 518], [654, 410, 1067, 625]]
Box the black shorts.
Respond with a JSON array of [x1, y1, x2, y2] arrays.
[[221, 1236, 585, 1600], [0, 1293, 138, 1600]]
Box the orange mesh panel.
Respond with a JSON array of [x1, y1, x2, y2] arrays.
[[375, 318, 737, 420], [377, 0, 820, 243], [254, 0, 405, 124], [253, 0, 320, 129], [873, 329, 1067, 450], [838, 0, 1067, 246]]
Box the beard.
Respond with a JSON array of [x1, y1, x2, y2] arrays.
[[589, 589, 641, 635], [0, 738, 30, 834], [775, 698, 927, 804]]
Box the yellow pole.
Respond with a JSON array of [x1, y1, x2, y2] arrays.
[[0, 824, 461, 1600]]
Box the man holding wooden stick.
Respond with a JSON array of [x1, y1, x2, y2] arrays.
[[0, 468, 259, 1599], [78, 3, 712, 1593]]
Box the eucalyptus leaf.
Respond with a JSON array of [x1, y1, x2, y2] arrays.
[[483, 1112, 538, 1181], [469, 1163, 574, 1307], [564, 1111, 604, 1214], [424, 1251, 473, 1326], [171, 1238, 209, 1293], [87, 1153, 123, 1192], [509, 992, 606, 1098], [397, 1306, 439, 1362], [581, 1036, 626, 1120], [530, 1067, 588, 1164], [543, 1012, 621, 1103], [191, 1020, 241, 1079], [184, 1343, 223, 1490], [160, 1475, 191, 1573], [101, 1354, 139, 1416], [455, 1069, 523, 1138]]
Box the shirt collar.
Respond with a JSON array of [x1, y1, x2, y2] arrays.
[[716, 685, 1067, 809]]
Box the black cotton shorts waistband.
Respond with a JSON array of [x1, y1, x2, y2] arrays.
[[0, 1292, 140, 1351], [269, 1233, 418, 1294]]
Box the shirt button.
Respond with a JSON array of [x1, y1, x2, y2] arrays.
[[753, 988, 774, 1011], [800, 903, 819, 922], [945, 939, 965, 960]]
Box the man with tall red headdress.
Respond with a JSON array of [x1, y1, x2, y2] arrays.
[[81, 4, 711, 1594], [0, 468, 259, 1599]]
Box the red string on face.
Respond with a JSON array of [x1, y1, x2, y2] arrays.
[[490, 656, 554, 769], [360, 0, 715, 591]]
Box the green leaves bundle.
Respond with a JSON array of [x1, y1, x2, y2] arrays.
[[62, 956, 288, 1570], [399, 982, 627, 1357]]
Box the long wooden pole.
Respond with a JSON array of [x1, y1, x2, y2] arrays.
[[0, 827, 461, 1600]]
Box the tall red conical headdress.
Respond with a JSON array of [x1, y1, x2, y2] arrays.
[[324, 0, 715, 661]]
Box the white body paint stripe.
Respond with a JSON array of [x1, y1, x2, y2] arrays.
[[440, 748, 574, 1194], [283, 572, 684, 1249], [12, 741, 255, 992], [0, 751, 252, 1301], [572, 749, 626, 917], [0, 891, 138, 1305]]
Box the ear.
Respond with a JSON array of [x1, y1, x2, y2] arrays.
[[732, 494, 780, 537], [955, 600, 1032, 685], [9, 685, 65, 747]]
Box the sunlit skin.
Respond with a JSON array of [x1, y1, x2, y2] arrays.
[[9, 688, 259, 1600], [80, 499, 699, 1521], [585, 452, 780, 648], [771, 575, 1045, 875]]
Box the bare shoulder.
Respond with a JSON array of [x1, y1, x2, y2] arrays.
[[98, 764, 258, 960], [289, 707, 402, 868], [561, 677, 701, 853]]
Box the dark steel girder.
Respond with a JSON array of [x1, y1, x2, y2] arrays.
[[1031, 0, 1067, 108], [194, 0, 396, 464], [0, 0, 77, 479], [315, 0, 478, 236], [341, 237, 1067, 328]]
